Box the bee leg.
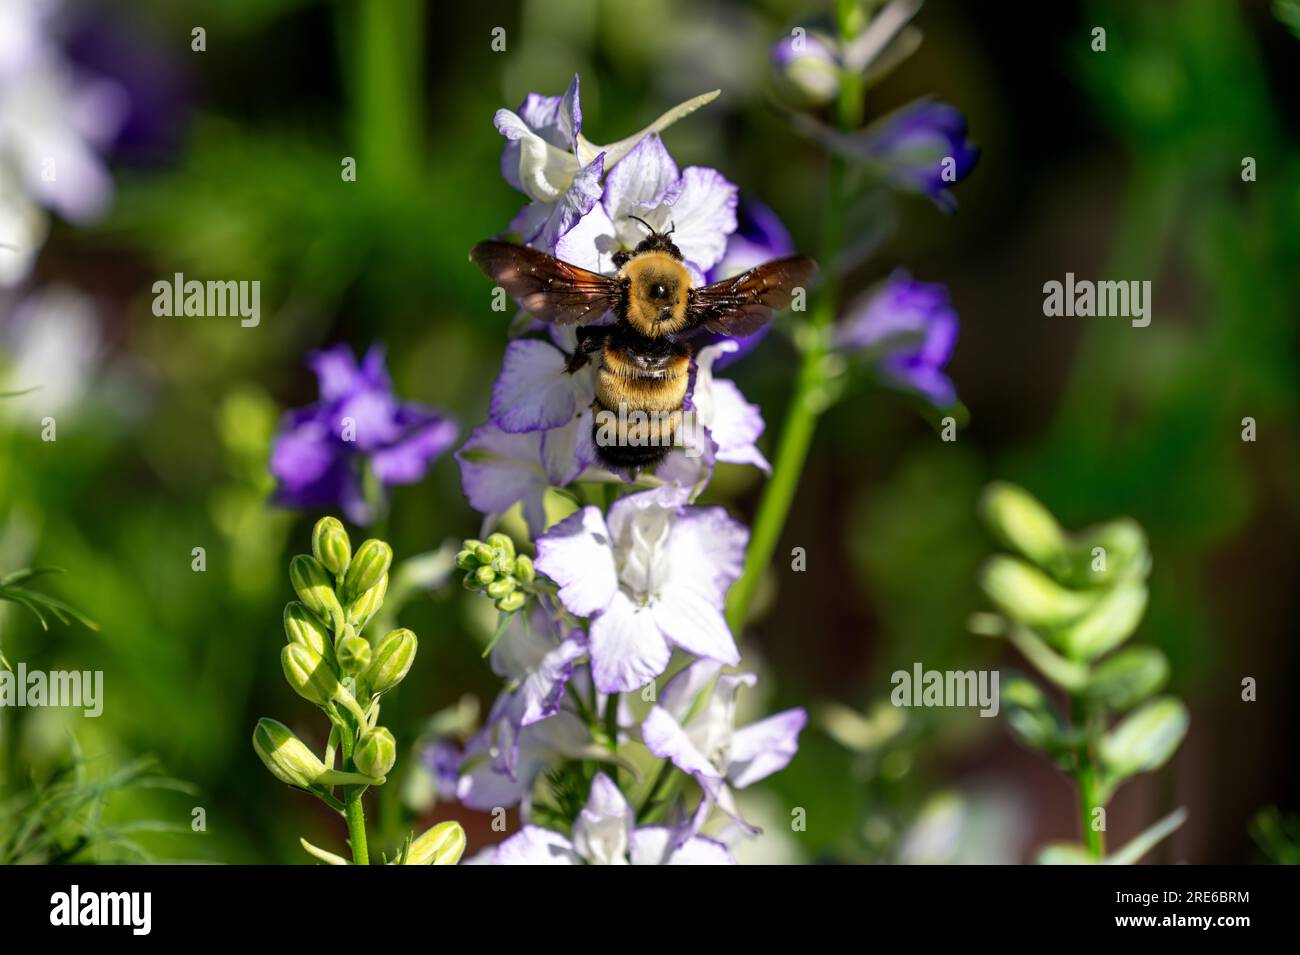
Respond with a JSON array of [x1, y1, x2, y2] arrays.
[[566, 328, 605, 373]]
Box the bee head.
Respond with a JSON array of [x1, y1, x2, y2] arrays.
[[624, 216, 682, 261]]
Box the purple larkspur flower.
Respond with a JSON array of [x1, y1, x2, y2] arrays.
[[771, 26, 841, 105], [454, 418, 594, 536], [833, 269, 959, 407], [702, 199, 797, 367], [456, 677, 593, 812], [534, 484, 746, 694], [862, 99, 979, 212], [492, 772, 733, 865], [269, 344, 458, 524], [495, 75, 720, 252], [641, 659, 807, 836], [556, 132, 737, 277]]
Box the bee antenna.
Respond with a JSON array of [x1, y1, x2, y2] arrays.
[[628, 215, 656, 236], [665, 221, 676, 237]]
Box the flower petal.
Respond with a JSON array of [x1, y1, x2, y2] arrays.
[[370, 404, 458, 484], [602, 132, 679, 224], [490, 339, 580, 433], [572, 772, 633, 865], [658, 658, 723, 724], [726, 708, 808, 788], [651, 587, 739, 665], [663, 166, 738, 273], [454, 423, 549, 534], [535, 506, 619, 616], [588, 590, 672, 693], [628, 827, 735, 865], [641, 705, 722, 779], [494, 826, 583, 865]]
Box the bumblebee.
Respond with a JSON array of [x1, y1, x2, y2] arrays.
[[471, 220, 816, 471]]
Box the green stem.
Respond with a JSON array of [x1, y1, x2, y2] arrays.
[[339, 0, 425, 188], [725, 72, 862, 635], [1072, 698, 1105, 859], [339, 722, 370, 865]]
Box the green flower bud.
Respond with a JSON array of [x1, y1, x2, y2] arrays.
[[281, 643, 342, 708], [1100, 696, 1189, 780], [1084, 646, 1169, 712], [486, 532, 515, 557], [311, 516, 352, 577], [363, 628, 417, 694], [495, 590, 527, 614], [462, 570, 482, 591], [980, 556, 1097, 630], [486, 576, 516, 599], [405, 821, 466, 865], [514, 554, 535, 583], [473, 543, 495, 564], [354, 727, 397, 778], [491, 553, 516, 576], [290, 555, 344, 631], [979, 482, 1069, 571], [1057, 582, 1148, 661], [337, 633, 372, 675], [253, 718, 325, 789], [342, 539, 393, 603], [455, 549, 478, 570], [474, 565, 495, 586], [283, 601, 330, 656], [345, 573, 388, 632]]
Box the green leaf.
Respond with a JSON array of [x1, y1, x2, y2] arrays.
[[1100, 697, 1189, 780], [1036, 842, 1098, 865], [1107, 808, 1188, 865]]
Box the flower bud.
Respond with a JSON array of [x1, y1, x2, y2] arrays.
[[337, 633, 372, 675], [406, 820, 466, 865], [491, 553, 516, 576], [290, 554, 344, 631], [342, 539, 393, 603], [486, 532, 515, 557], [363, 628, 417, 694], [345, 573, 388, 631], [473, 543, 495, 565], [312, 516, 352, 577], [253, 718, 325, 789], [980, 556, 1096, 629], [980, 482, 1069, 571], [1057, 582, 1148, 661], [1100, 696, 1189, 780], [514, 553, 535, 583], [486, 576, 516, 599], [283, 601, 330, 656], [462, 571, 482, 591], [474, 565, 495, 586], [281, 642, 342, 708], [354, 726, 397, 778], [455, 549, 478, 570], [496, 590, 527, 614]]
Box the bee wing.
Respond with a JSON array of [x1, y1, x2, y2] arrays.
[[686, 256, 818, 337], [470, 240, 621, 325]]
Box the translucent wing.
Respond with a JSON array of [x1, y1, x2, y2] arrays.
[[470, 240, 621, 325], [687, 256, 818, 337]]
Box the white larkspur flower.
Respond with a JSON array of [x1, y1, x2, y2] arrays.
[[641, 659, 807, 836], [1, 284, 100, 417], [492, 772, 733, 865], [0, 0, 128, 284], [534, 484, 746, 694], [495, 74, 719, 251], [556, 132, 738, 277]]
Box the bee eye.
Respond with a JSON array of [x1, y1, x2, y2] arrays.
[[650, 283, 668, 300]]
